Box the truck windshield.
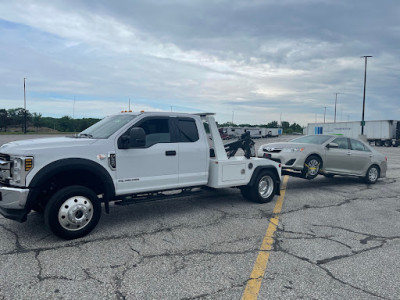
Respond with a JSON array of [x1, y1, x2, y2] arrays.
[[290, 135, 332, 145], [78, 114, 137, 139]]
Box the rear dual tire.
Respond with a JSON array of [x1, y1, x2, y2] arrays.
[[384, 140, 392, 147], [241, 170, 277, 203]]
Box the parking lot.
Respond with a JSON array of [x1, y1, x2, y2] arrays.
[[1, 134, 399, 299]]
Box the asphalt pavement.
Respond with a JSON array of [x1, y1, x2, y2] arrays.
[[0, 134, 399, 299]]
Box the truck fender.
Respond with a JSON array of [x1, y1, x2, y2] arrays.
[[27, 158, 115, 213], [248, 166, 281, 195]]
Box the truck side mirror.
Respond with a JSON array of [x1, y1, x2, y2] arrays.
[[129, 127, 146, 148], [118, 127, 146, 149], [118, 135, 130, 149], [327, 142, 339, 149]]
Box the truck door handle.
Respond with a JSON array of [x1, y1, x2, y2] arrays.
[[165, 151, 176, 156]]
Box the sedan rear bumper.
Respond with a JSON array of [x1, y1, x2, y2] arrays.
[[379, 161, 387, 178]]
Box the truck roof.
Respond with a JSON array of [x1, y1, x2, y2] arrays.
[[119, 111, 210, 118]]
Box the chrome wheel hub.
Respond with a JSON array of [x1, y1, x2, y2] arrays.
[[58, 196, 93, 231], [258, 176, 274, 199]]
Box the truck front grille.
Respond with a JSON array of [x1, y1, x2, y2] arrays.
[[0, 153, 11, 185], [0, 153, 10, 161]]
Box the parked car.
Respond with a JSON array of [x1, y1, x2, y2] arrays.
[[257, 135, 387, 183]]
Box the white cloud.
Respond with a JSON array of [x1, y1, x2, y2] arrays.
[[0, 0, 399, 127]]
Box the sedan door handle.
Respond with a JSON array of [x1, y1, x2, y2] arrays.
[[165, 150, 176, 156], [347, 152, 352, 155]]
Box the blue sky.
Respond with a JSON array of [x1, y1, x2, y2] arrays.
[[0, 0, 399, 126]]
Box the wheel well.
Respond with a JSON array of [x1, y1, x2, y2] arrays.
[[248, 166, 281, 195], [28, 169, 108, 210]]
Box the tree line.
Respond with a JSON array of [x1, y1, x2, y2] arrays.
[[218, 120, 304, 134], [0, 108, 100, 133], [0, 107, 304, 134]]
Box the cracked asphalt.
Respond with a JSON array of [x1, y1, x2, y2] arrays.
[[1, 135, 399, 299]]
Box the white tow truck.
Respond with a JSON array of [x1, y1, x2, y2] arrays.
[[0, 112, 281, 239]]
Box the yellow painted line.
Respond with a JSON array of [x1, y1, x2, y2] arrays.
[[242, 175, 289, 300]]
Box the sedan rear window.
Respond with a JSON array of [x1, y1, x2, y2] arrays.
[[291, 135, 332, 145]]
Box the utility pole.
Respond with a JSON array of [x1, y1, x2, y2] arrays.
[[334, 93, 340, 123], [73, 96, 76, 119], [361, 56, 372, 135], [72, 96, 76, 133], [24, 78, 27, 134]]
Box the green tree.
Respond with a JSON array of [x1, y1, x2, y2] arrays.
[[0, 109, 9, 132], [262, 121, 279, 128], [7, 108, 32, 131], [281, 121, 290, 128], [32, 112, 43, 129], [58, 116, 74, 132], [290, 122, 302, 133]]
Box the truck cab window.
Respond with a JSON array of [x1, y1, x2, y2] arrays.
[[138, 118, 171, 147], [177, 118, 199, 142]]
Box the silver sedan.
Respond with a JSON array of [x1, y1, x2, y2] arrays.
[[257, 135, 387, 183]]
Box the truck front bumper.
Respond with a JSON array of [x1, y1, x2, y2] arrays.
[[0, 186, 30, 222]]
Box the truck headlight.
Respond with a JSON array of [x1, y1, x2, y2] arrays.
[[282, 147, 305, 153], [10, 156, 34, 186], [12, 158, 23, 183]]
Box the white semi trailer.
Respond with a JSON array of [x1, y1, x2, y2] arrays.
[[306, 120, 400, 147], [261, 128, 283, 137]]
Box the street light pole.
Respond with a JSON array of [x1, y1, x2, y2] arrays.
[[361, 55, 372, 135], [24, 77, 27, 134], [334, 93, 340, 123], [324, 106, 327, 123]]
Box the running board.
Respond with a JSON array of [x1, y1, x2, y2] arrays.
[[114, 188, 205, 206]]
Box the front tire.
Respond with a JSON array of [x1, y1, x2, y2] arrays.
[[364, 165, 379, 184], [247, 171, 277, 203], [44, 186, 101, 240], [302, 155, 321, 180]]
